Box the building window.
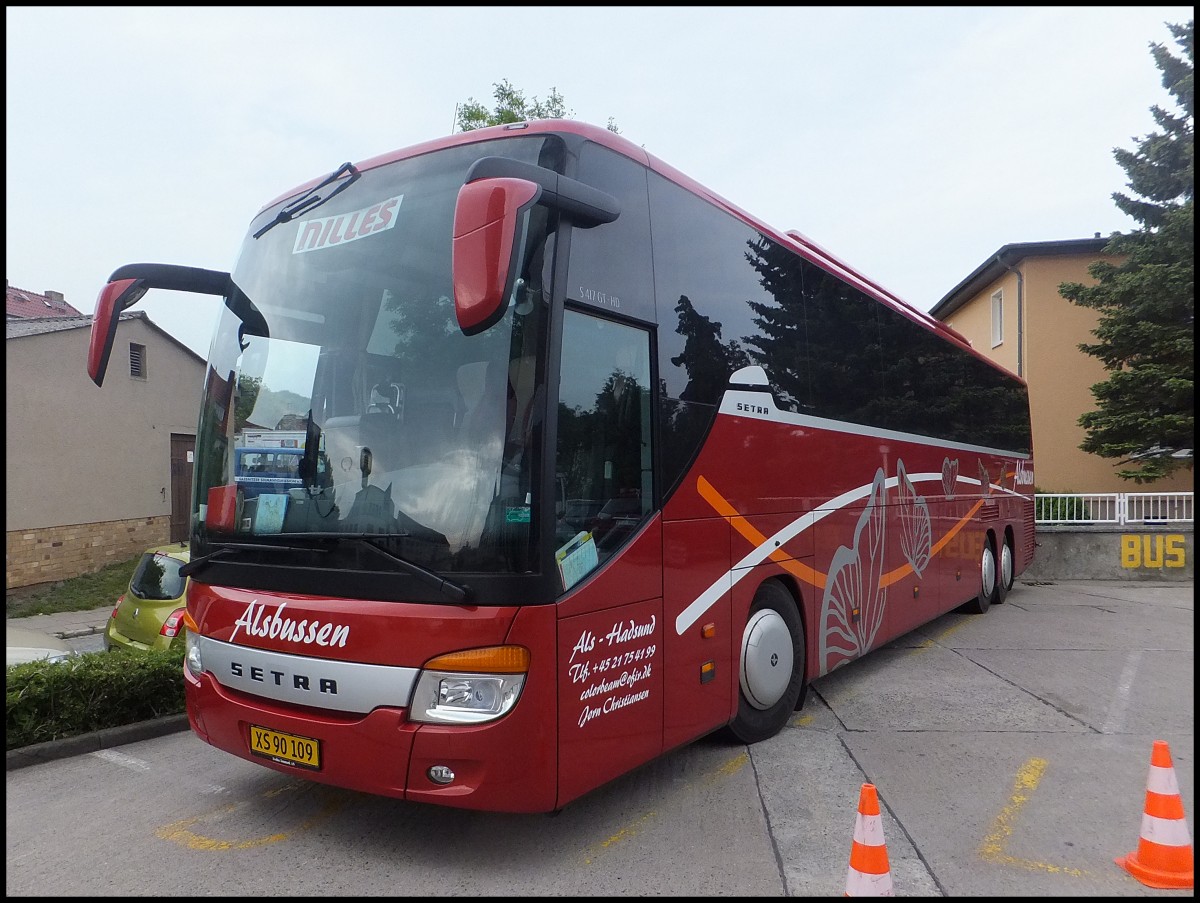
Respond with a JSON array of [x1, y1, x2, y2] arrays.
[[990, 290, 1003, 348], [130, 342, 147, 379]]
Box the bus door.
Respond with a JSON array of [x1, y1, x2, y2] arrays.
[[553, 313, 665, 805]]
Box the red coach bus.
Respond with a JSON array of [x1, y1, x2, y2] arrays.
[[86, 119, 1034, 813]]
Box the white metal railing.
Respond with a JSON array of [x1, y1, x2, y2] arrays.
[[1034, 492, 1194, 525]]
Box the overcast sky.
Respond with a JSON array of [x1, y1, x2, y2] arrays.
[[6, 6, 1192, 357]]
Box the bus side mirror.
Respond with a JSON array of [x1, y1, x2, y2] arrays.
[[451, 177, 541, 336], [452, 157, 620, 336], [87, 278, 148, 387], [86, 263, 237, 387]]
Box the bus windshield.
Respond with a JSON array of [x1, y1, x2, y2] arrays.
[[193, 136, 558, 576]]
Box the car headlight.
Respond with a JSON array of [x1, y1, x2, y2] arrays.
[[409, 646, 529, 724]]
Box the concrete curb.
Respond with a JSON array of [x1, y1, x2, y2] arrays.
[[5, 714, 190, 771], [58, 624, 104, 640]]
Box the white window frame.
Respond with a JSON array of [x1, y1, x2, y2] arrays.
[[129, 342, 147, 379], [990, 290, 1003, 348]]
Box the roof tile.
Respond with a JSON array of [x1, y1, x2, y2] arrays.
[[5, 283, 85, 320]]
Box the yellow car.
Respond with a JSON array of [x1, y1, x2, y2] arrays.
[[104, 542, 191, 654]]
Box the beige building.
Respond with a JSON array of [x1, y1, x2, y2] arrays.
[[6, 312, 206, 589], [930, 237, 1192, 494]]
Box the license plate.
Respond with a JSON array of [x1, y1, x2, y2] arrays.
[[249, 725, 321, 770]]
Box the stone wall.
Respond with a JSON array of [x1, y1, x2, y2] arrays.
[[6, 516, 171, 590]]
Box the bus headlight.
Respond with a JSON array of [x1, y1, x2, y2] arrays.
[[409, 646, 529, 724], [185, 630, 203, 676]]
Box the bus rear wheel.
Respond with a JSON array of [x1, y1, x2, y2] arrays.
[[995, 538, 1014, 604], [726, 581, 805, 744], [960, 539, 998, 614]]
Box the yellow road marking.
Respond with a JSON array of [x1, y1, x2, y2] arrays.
[[155, 782, 346, 851], [977, 758, 1087, 877], [582, 752, 748, 865]]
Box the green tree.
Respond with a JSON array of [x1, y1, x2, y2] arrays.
[[235, 374, 262, 428], [1059, 19, 1194, 483], [455, 79, 619, 134]]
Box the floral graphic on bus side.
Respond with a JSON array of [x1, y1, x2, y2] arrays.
[[979, 459, 993, 496], [818, 467, 888, 673], [942, 457, 959, 499], [684, 454, 1017, 643], [897, 460, 931, 577]]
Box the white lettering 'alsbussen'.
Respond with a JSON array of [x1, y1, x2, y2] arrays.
[[292, 195, 403, 254], [231, 601, 350, 648]]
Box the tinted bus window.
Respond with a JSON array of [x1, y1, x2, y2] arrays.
[[647, 172, 780, 495], [555, 311, 653, 568], [567, 142, 654, 323]]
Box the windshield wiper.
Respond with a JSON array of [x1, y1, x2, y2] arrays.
[[254, 162, 361, 239], [287, 532, 474, 603], [342, 535, 474, 604], [183, 533, 472, 603], [179, 541, 330, 578]]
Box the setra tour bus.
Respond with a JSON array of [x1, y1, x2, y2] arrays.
[[85, 119, 1035, 813]]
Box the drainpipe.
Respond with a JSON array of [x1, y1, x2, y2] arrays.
[[995, 253, 1024, 378]]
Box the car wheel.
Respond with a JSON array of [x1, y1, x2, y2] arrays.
[[726, 581, 805, 744]]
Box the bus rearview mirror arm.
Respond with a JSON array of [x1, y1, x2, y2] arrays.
[[87, 263, 265, 387]]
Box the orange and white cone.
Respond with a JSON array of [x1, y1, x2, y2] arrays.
[[1115, 739, 1194, 889], [845, 782, 895, 896]]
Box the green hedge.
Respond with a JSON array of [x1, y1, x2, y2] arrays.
[[6, 648, 186, 751]]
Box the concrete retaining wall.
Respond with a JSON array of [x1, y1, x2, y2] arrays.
[[1021, 524, 1193, 582]]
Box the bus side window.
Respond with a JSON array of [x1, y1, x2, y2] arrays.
[[556, 312, 653, 556]]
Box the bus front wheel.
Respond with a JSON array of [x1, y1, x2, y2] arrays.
[[727, 581, 805, 744]]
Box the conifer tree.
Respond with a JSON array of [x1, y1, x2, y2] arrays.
[[1059, 20, 1194, 483]]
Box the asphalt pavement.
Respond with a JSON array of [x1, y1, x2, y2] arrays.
[[7, 579, 1193, 896]]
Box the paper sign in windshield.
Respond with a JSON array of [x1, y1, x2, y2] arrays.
[[556, 531, 599, 591], [293, 195, 403, 254]]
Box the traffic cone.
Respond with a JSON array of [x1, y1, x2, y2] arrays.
[[845, 782, 895, 896], [1115, 740, 1194, 889]]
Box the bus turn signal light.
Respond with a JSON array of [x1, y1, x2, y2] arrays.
[[426, 645, 530, 674]]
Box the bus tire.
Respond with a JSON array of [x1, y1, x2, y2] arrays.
[[726, 581, 805, 744], [995, 538, 1014, 604], [960, 538, 998, 615]]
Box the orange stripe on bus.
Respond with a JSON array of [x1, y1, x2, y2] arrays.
[[696, 476, 827, 589], [699, 476, 986, 592], [879, 501, 984, 587]]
